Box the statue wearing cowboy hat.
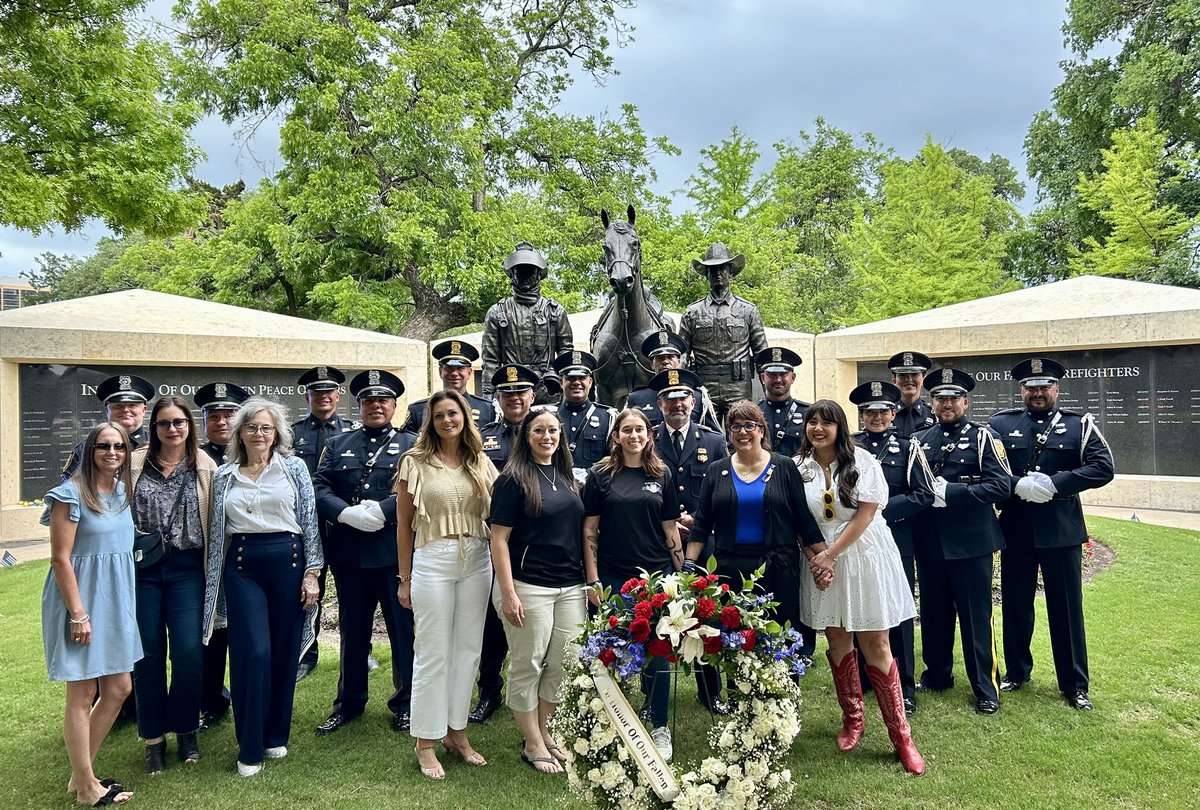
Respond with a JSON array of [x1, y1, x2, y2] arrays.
[[678, 243, 769, 421], [481, 241, 573, 398]]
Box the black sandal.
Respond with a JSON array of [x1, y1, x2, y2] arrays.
[[90, 783, 133, 806]]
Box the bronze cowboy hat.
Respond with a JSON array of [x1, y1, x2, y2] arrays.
[[691, 243, 746, 276]]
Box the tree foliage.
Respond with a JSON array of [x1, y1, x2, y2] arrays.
[[0, 0, 202, 235]]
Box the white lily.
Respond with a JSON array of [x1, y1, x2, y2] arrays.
[[658, 573, 682, 598], [680, 623, 721, 664], [655, 599, 694, 647]]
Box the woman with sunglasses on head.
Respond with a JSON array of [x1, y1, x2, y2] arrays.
[[796, 399, 924, 776], [43, 423, 142, 806], [685, 400, 823, 654], [130, 396, 217, 775], [204, 398, 322, 776], [581, 408, 684, 762], [395, 389, 498, 780], [489, 406, 586, 774]]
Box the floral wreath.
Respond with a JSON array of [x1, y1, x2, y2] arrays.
[[552, 565, 807, 810]]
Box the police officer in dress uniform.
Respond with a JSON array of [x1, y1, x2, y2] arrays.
[[402, 340, 495, 432], [292, 366, 363, 681], [754, 347, 810, 457], [989, 358, 1114, 711], [626, 330, 721, 431], [470, 363, 539, 723], [850, 381, 935, 715], [553, 350, 618, 480], [313, 370, 416, 734], [912, 367, 1012, 715], [61, 374, 155, 481], [889, 352, 936, 439], [650, 368, 730, 713], [193, 381, 250, 728]]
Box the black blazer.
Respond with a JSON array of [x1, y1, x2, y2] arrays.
[[689, 452, 823, 558]]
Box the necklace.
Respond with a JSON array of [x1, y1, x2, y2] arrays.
[[536, 465, 558, 492], [733, 453, 768, 482]]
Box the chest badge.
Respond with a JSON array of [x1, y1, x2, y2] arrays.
[[589, 416, 600, 427], [1008, 430, 1023, 437], [483, 436, 500, 451], [696, 449, 708, 463], [296, 437, 307, 446], [387, 444, 401, 455]]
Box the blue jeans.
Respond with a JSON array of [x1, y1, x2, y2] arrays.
[[600, 572, 670, 728], [134, 548, 205, 739]]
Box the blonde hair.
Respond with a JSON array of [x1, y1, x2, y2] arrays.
[[73, 422, 133, 514]]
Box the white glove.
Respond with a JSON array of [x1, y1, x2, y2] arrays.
[[338, 502, 385, 532], [931, 477, 948, 508], [362, 500, 386, 522], [1014, 476, 1041, 502], [1025, 472, 1056, 503]]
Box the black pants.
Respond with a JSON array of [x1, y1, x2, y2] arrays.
[[476, 596, 508, 699], [330, 563, 414, 716], [917, 550, 999, 703], [223, 532, 304, 765], [859, 552, 916, 700], [1000, 543, 1088, 695]]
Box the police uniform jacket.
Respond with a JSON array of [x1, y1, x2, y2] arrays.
[[653, 423, 727, 517], [200, 441, 226, 467], [852, 429, 935, 556], [403, 393, 495, 433], [894, 398, 936, 439], [628, 387, 722, 432], [62, 425, 150, 482], [313, 424, 414, 569], [757, 397, 809, 457], [989, 407, 1114, 549], [913, 419, 1011, 560], [480, 418, 520, 472], [292, 413, 359, 478], [558, 401, 617, 470]]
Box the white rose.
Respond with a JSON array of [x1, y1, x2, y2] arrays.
[[737, 680, 752, 694], [573, 738, 590, 755], [587, 767, 603, 784], [745, 759, 768, 781], [699, 757, 727, 781], [589, 697, 604, 713]]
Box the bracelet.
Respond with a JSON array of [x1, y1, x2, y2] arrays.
[[397, 573, 411, 584], [69, 614, 90, 625]]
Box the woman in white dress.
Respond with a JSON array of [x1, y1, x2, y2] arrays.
[[796, 399, 925, 776]]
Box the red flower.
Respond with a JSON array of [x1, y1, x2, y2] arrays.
[[721, 584, 730, 592], [651, 593, 669, 608], [720, 606, 741, 630], [598, 647, 616, 667], [667, 653, 679, 664], [634, 601, 654, 620], [690, 576, 709, 590], [620, 578, 641, 595], [646, 638, 671, 658], [741, 628, 757, 649], [695, 597, 716, 619], [608, 615, 619, 628], [629, 617, 651, 643], [703, 635, 723, 655]]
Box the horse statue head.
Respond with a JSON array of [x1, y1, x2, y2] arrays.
[[600, 205, 642, 298]]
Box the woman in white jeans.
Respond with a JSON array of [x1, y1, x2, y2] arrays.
[[396, 389, 498, 780], [489, 407, 586, 774]]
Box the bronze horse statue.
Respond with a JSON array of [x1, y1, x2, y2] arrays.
[[589, 206, 672, 407]]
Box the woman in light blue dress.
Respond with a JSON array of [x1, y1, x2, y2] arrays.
[[42, 422, 143, 806]]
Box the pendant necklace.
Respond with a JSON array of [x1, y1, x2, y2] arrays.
[[536, 465, 558, 492]]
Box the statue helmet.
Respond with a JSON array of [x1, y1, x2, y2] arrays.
[[503, 241, 548, 279]]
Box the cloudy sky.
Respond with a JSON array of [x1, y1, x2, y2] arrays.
[[0, 0, 1071, 276]]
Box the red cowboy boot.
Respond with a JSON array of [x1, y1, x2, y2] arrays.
[[828, 649, 864, 752], [866, 659, 926, 776]]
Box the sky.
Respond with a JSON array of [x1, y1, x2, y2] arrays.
[[0, 0, 1072, 278]]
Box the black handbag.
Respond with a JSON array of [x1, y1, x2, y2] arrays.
[[133, 472, 189, 570]]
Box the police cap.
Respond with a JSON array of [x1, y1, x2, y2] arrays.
[[194, 382, 250, 412], [924, 367, 975, 397], [432, 339, 479, 367], [650, 368, 702, 400], [1011, 357, 1066, 387], [849, 381, 902, 411], [492, 364, 539, 393], [888, 351, 933, 375], [551, 350, 598, 378], [297, 366, 346, 392], [640, 330, 687, 359], [350, 370, 404, 399], [96, 374, 155, 405], [753, 346, 802, 374]]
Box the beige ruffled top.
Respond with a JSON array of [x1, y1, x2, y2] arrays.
[[397, 453, 497, 551]]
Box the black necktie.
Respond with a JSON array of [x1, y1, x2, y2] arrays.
[[674, 430, 684, 457]]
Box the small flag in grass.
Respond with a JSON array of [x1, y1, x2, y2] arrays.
[[1129, 514, 1141, 522], [0, 550, 17, 567]]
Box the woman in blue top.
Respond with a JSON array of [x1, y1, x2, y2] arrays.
[[42, 422, 142, 807]]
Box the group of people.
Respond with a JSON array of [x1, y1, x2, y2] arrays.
[[40, 335, 1113, 803]]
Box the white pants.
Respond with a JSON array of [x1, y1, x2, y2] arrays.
[[493, 578, 587, 713], [409, 537, 492, 739]]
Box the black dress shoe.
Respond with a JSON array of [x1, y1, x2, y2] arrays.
[[697, 697, 731, 716], [295, 660, 317, 682], [916, 676, 952, 693], [975, 699, 1000, 715], [198, 708, 228, 731], [1066, 691, 1094, 711], [468, 693, 502, 724], [999, 677, 1027, 692], [391, 710, 411, 732], [315, 711, 357, 736], [177, 732, 200, 763], [903, 697, 917, 716], [145, 741, 166, 775]]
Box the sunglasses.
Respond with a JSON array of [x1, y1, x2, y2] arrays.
[[728, 422, 764, 433], [821, 489, 835, 520], [153, 418, 191, 430], [94, 442, 128, 452]]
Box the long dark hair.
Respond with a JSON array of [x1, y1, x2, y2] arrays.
[[503, 407, 577, 517], [595, 408, 664, 478], [724, 399, 772, 451], [148, 396, 199, 471], [797, 399, 859, 508], [72, 422, 133, 513], [407, 389, 492, 498]]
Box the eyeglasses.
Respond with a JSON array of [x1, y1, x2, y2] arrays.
[[821, 489, 835, 520], [154, 418, 191, 430], [242, 424, 277, 435], [728, 422, 763, 433], [94, 442, 127, 452]]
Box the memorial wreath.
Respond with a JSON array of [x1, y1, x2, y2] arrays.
[[552, 565, 807, 810]]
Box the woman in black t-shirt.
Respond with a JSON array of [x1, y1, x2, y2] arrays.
[[581, 408, 682, 761], [490, 407, 586, 774]]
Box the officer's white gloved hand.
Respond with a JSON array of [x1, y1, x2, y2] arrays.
[[1025, 471, 1056, 503], [931, 477, 948, 508], [339, 503, 385, 532], [1014, 476, 1042, 502], [362, 500, 386, 522]]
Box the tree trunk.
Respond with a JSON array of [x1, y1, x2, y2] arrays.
[[397, 261, 470, 340]]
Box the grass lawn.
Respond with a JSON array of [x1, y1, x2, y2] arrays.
[[2, 515, 1198, 809]]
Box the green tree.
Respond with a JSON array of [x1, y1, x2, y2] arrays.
[[845, 139, 1020, 323], [1071, 115, 1200, 284], [23, 235, 147, 304], [0, 0, 202, 235], [115, 0, 670, 340]]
